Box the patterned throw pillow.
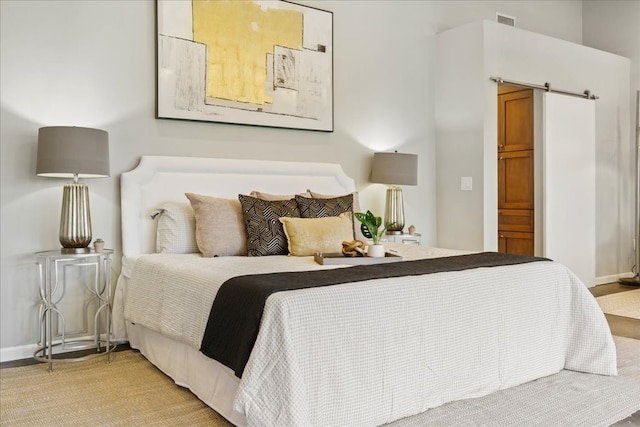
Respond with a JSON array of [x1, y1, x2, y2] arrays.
[[308, 190, 365, 241], [308, 190, 362, 213], [295, 194, 354, 218], [295, 194, 355, 240], [249, 190, 312, 200], [238, 194, 300, 256]]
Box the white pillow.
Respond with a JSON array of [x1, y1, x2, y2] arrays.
[[153, 202, 199, 254]]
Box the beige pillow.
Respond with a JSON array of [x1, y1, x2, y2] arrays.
[[279, 212, 354, 256], [185, 193, 247, 257]]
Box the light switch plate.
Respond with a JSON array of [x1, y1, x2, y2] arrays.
[[461, 177, 473, 191]]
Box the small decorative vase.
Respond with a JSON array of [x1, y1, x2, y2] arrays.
[[367, 244, 385, 258], [93, 239, 105, 253]]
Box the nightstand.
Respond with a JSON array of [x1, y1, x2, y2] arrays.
[[380, 233, 421, 245], [33, 249, 116, 371]]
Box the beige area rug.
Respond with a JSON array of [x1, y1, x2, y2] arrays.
[[0, 351, 231, 427], [597, 289, 640, 319], [1, 337, 639, 427]]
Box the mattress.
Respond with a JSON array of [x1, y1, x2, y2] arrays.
[[117, 243, 617, 426]]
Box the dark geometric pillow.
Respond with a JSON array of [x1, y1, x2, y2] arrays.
[[295, 194, 355, 239], [238, 194, 300, 256], [295, 194, 354, 218]]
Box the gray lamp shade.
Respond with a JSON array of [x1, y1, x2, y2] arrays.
[[370, 152, 418, 186], [36, 126, 110, 178]]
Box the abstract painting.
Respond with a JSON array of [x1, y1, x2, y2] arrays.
[[156, 0, 333, 131]]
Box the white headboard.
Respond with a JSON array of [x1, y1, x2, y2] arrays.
[[120, 156, 356, 257]]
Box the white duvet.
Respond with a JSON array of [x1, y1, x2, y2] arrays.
[[122, 244, 617, 427]]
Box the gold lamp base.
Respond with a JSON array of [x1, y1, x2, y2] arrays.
[[61, 247, 92, 254], [59, 181, 92, 251], [384, 186, 405, 234]]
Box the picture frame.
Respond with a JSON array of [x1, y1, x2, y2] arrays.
[[156, 0, 333, 132]]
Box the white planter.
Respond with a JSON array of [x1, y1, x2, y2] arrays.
[[367, 244, 385, 258]]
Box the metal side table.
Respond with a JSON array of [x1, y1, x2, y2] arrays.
[[33, 249, 116, 371], [380, 233, 421, 245]]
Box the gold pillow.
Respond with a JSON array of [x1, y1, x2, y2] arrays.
[[279, 212, 354, 256]]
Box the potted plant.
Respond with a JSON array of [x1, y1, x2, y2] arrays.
[[354, 211, 395, 257]]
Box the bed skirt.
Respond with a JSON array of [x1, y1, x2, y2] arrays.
[[126, 321, 247, 426]]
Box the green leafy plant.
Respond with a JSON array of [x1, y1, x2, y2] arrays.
[[354, 211, 395, 245]]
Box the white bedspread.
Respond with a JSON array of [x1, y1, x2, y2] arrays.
[[122, 244, 617, 427]]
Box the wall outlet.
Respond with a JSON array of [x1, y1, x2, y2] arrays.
[[461, 177, 473, 191]]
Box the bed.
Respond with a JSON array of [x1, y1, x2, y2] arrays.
[[112, 155, 617, 427]]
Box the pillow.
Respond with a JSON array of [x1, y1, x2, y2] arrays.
[[153, 202, 199, 254], [249, 190, 312, 201], [295, 193, 354, 218], [308, 190, 366, 241], [238, 194, 300, 256], [295, 194, 355, 240], [280, 212, 354, 256], [185, 193, 247, 257], [308, 190, 362, 213]]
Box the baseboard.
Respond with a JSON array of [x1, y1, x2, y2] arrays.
[[594, 272, 634, 287], [1, 334, 123, 363], [0, 343, 38, 363]]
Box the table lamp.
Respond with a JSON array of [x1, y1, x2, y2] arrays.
[[370, 151, 418, 234], [36, 126, 110, 253]]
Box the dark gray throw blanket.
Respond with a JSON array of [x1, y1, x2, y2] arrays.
[[200, 252, 550, 377]]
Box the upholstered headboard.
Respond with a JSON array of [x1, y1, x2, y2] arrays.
[[120, 156, 356, 257]]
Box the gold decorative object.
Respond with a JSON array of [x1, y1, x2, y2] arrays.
[[341, 240, 366, 257]]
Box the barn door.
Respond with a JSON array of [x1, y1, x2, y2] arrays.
[[542, 92, 596, 286]]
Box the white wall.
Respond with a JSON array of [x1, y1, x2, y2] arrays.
[[430, 0, 583, 44], [435, 21, 631, 285], [0, 0, 597, 359], [583, 0, 640, 274]]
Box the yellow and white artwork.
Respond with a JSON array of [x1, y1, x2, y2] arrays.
[[157, 0, 333, 131]]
